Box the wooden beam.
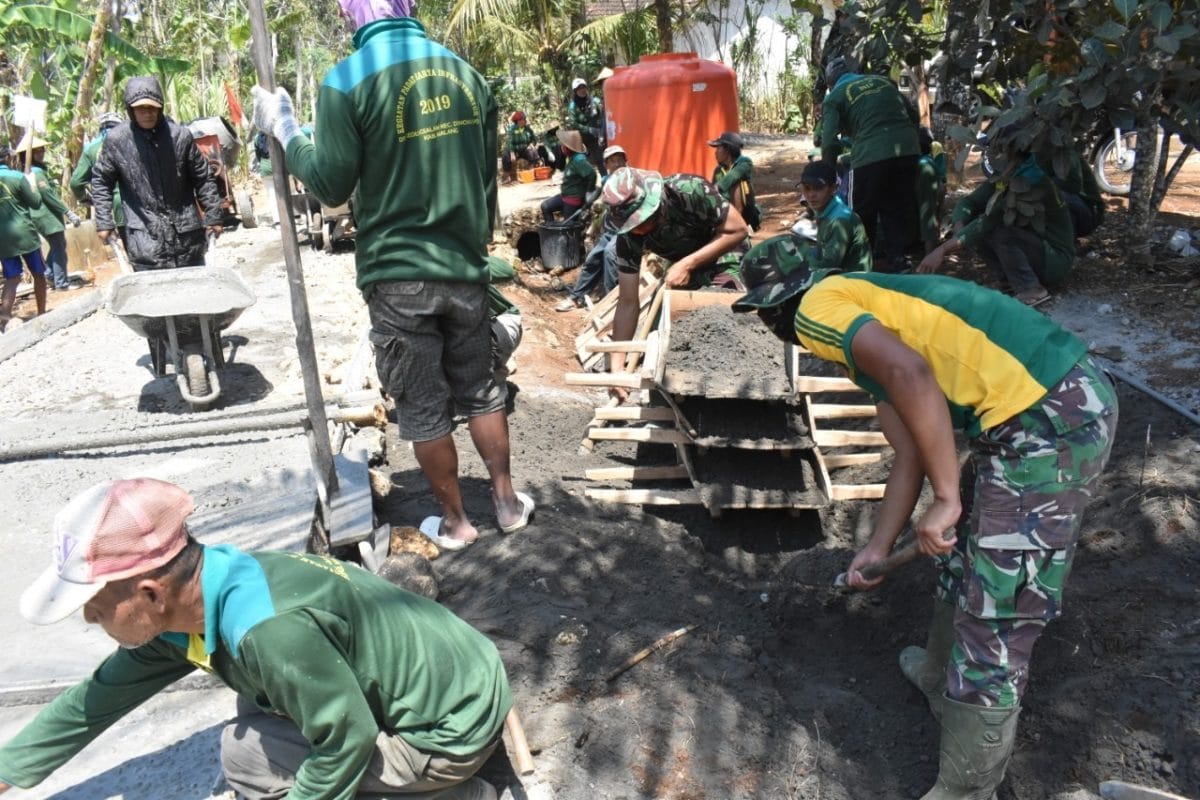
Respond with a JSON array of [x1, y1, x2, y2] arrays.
[[565, 373, 648, 389], [587, 427, 690, 444], [664, 289, 737, 320], [584, 464, 689, 481], [808, 403, 878, 419], [585, 341, 649, 353], [822, 452, 885, 468], [592, 406, 676, 422], [585, 487, 702, 505], [829, 484, 887, 500], [814, 429, 889, 447], [794, 376, 864, 393]]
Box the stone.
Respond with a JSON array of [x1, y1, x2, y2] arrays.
[[376, 552, 438, 599]]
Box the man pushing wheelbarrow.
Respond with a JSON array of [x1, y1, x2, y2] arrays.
[[94, 75, 254, 411]]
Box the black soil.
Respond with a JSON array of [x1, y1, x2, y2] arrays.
[[666, 305, 793, 398], [374, 380, 1200, 800]]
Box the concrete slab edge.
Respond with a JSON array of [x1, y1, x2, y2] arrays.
[[0, 672, 223, 709], [0, 290, 104, 364]]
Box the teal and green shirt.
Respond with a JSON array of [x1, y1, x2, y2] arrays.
[[505, 122, 536, 153], [795, 272, 1087, 437], [813, 194, 872, 273], [285, 17, 498, 298], [566, 95, 602, 134], [0, 167, 43, 258], [712, 155, 759, 228], [29, 165, 70, 237], [70, 136, 125, 227], [820, 74, 920, 169], [0, 545, 511, 800]]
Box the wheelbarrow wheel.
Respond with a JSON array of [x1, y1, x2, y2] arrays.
[[237, 190, 258, 229], [185, 351, 212, 411]]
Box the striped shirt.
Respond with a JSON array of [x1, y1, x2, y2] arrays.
[[796, 273, 1087, 436]]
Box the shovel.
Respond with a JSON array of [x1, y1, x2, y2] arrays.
[[110, 239, 134, 275]]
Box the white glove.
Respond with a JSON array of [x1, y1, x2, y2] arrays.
[[67, 211, 82, 227], [25, 172, 38, 192], [252, 85, 301, 147]]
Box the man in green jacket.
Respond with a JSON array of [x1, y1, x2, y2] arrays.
[[797, 159, 872, 273], [708, 131, 760, 231], [540, 128, 596, 222], [22, 133, 82, 291], [918, 156, 1075, 306], [0, 478, 510, 800], [0, 150, 47, 330], [69, 112, 126, 243], [253, 0, 532, 550], [820, 56, 920, 270]]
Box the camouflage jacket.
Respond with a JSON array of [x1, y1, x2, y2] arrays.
[[613, 173, 745, 273], [566, 96, 603, 136]]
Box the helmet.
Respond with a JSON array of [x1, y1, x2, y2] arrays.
[[511, 110, 526, 124]]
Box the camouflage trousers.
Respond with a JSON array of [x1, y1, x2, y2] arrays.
[[933, 356, 1118, 707]]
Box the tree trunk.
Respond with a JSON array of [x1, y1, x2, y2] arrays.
[[102, 2, 121, 109], [63, 0, 113, 194], [295, 38, 304, 118], [654, 0, 672, 52], [1126, 114, 1160, 267]]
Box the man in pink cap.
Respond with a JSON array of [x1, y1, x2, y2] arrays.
[[252, 0, 533, 547], [0, 478, 510, 800]]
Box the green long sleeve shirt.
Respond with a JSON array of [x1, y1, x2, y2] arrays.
[[560, 152, 597, 200], [285, 18, 498, 298], [29, 165, 69, 236], [0, 545, 511, 800], [820, 74, 920, 169], [70, 136, 125, 227], [952, 165, 1076, 285], [813, 194, 872, 273], [0, 167, 44, 258]]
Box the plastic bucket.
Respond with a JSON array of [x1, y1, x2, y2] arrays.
[[538, 221, 585, 270], [533, 166, 552, 180]]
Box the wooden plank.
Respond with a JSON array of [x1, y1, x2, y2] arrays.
[[822, 452, 885, 468], [794, 376, 865, 393], [585, 487, 702, 505], [814, 429, 889, 447], [829, 484, 888, 501], [584, 464, 689, 481], [585, 340, 648, 353], [565, 373, 648, 389], [809, 403, 878, 419], [664, 289, 737, 320], [593, 406, 676, 422], [587, 427, 690, 444], [805, 395, 834, 503]]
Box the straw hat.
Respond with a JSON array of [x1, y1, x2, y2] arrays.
[[15, 131, 49, 151], [558, 129, 586, 154]]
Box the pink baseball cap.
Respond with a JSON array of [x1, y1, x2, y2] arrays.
[[20, 478, 195, 625]]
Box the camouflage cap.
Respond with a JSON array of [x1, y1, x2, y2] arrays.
[[732, 234, 837, 312], [602, 167, 665, 234]]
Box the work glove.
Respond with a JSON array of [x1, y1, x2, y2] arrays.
[[25, 172, 39, 192], [67, 211, 82, 227], [252, 85, 302, 148]]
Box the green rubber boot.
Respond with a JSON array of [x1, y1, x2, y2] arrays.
[[921, 697, 1020, 800], [900, 600, 955, 717]]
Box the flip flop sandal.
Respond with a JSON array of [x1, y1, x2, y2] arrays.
[[418, 516, 473, 551], [1017, 288, 1051, 307], [499, 492, 535, 535]]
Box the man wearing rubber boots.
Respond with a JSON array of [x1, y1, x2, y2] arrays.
[[732, 237, 1118, 799], [252, 0, 532, 559]]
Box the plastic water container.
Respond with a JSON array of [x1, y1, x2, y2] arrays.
[[538, 221, 585, 270]]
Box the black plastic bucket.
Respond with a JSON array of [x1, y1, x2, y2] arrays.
[[538, 221, 585, 270]]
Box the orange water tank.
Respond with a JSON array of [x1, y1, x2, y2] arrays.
[[604, 53, 739, 178]]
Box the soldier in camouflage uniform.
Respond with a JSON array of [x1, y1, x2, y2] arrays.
[[731, 236, 1118, 800], [601, 167, 750, 401]]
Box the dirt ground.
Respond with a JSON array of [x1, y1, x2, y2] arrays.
[[14, 141, 1198, 799], [369, 138, 1200, 800]]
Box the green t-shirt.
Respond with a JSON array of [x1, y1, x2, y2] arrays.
[[820, 74, 920, 169], [0, 167, 43, 258], [560, 153, 597, 200]]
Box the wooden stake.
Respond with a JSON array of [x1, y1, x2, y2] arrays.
[[504, 708, 535, 776], [604, 624, 697, 682]]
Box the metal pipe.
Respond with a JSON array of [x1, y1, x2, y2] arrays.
[[1097, 357, 1200, 427]]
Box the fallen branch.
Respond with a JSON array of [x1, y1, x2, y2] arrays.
[[604, 623, 696, 682]]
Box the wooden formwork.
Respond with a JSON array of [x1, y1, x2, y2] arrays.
[[571, 288, 890, 514]]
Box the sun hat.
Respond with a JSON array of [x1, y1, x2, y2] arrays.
[[571, 78, 588, 91], [602, 144, 626, 161], [15, 131, 49, 151], [707, 131, 744, 151], [20, 478, 196, 625], [596, 67, 615, 82], [602, 167, 665, 234], [731, 234, 838, 312], [338, 0, 415, 29], [799, 159, 838, 188], [558, 129, 586, 154]]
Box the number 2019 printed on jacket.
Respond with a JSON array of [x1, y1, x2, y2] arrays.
[[395, 69, 481, 144]]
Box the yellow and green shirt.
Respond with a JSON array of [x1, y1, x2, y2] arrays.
[[795, 272, 1087, 437]]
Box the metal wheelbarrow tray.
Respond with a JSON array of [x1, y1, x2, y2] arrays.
[[107, 266, 257, 411]]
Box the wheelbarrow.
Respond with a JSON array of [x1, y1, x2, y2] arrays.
[[107, 266, 257, 411]]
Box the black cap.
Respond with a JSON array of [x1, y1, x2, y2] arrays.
[[707, 131, 744, 151], [800, 160, 838, 188]]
